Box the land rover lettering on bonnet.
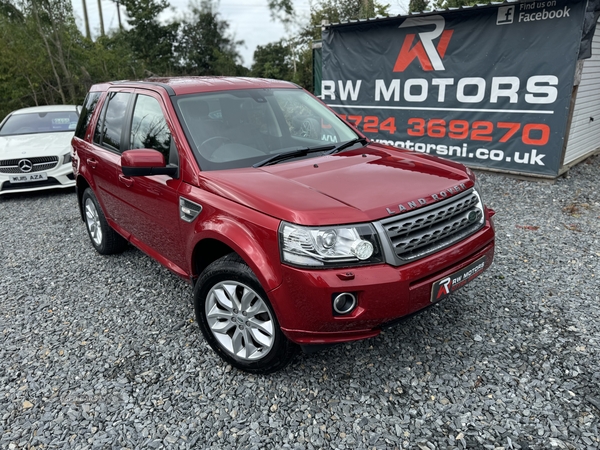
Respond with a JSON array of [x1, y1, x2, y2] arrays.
[[71, 77, 495, 373]]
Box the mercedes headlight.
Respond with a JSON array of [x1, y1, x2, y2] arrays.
[[279, 222, 382, 267]]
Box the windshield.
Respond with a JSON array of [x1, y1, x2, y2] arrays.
[[174, 88, 358, 170], [0, 111, 79, 136]]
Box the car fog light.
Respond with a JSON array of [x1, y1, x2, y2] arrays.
[[332, 292, 357, 315], [351, 240, 374, 260]]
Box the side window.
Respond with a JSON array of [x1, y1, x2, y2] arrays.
[[93, 92, 131, 152], [74, 92, 101, 140], [129, 95, 172, 162], [92, 97, 107, 146]]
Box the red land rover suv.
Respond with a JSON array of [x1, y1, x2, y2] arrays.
[[72, 77, 495, 373]]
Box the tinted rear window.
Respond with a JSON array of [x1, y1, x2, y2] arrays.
[[0, 111, 79, 136], [75, 93, 101, 140]]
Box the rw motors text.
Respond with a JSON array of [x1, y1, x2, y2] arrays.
[[322, 75, 558, 104]]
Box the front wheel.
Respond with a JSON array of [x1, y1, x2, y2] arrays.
[[194, 254, 297, 374]]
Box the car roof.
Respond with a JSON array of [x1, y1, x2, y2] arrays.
[[10, 105, 78, 115], [90, 76, 301, 96]]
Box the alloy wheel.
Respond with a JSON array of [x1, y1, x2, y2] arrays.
[[84, 198, 102, 246], [205, 281, 275, 361]]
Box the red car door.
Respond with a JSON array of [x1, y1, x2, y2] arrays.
[[112, 90, 186, 275], [85, 90, 134, 233]]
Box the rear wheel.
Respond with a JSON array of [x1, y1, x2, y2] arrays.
[[194, 254, 297, 374], [82, 188, 127, 255]]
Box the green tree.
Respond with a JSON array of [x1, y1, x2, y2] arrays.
[[175, 0, 246, 76], [273, 0, 390, 92], [0, 0, 83, 113], [120, 0, 179, 75], [28, 0, 80, 103], [0, 5, 34, 114], [290, 45, 313, 91], [0, 0, 22, 20], [409, 0, 429, 13], [303, 0, 390, 41], [81, 32, 145, 86], [251, 40, 293, 80], [266, 0, 294, 24], [432, 0, 490, 7], [0, 0, 143, 118]]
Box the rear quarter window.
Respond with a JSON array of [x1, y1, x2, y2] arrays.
[[74, 92, 101, 140]]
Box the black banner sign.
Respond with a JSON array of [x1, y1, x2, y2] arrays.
[[322, 0, 587, 176]]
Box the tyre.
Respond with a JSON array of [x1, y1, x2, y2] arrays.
[[194, 254, 297, 374], [82, 188, 127, 255]]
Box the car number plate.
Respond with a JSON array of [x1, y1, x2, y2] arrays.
[[431, 256, 487, 303], [9, 173, 48, 183]]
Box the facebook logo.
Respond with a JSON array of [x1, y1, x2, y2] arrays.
[[496, 6, 515, 25]]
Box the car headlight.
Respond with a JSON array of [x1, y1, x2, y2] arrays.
[[473, 179, 492, 226], [63, 153, 72, 165], [466, 166, 484, 200], [279, 222, 383, 267]]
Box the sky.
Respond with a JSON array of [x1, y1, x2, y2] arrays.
[[70, 0, 410, 68]]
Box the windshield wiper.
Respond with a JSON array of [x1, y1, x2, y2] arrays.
[[326, 137, 368, 155], [252, 137, 368, 168], [253, 144, 336, 168]]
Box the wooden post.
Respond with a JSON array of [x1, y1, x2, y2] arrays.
[[97, 0, 105, 36], [116, 0, 123, 31], [81, 0, 91, 39]]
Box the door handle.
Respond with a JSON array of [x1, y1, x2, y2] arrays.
[[118, 174, 134, 187], [86, 158, 98, 169]]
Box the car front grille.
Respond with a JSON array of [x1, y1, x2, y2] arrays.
[[0, 156, 59, 173], [378, 189, 484, 264]]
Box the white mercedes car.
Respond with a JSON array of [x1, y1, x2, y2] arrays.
[[0, 105, 79, 195]]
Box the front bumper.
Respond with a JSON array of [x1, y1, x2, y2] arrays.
[[268, 221, 495, 345], [0, 161, 75, 195]]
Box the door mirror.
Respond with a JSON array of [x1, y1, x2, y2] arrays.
[[121, 149, 177, 177]]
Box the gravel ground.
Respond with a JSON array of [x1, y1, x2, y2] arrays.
[[1, 155, 599, 450]]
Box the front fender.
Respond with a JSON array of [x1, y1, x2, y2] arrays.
[[180, 187, 284, 292]]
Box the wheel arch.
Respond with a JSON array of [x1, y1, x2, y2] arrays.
[[189, 222, 282, 292], [76, 175, 91, 222], [191, 238, 235, 283]]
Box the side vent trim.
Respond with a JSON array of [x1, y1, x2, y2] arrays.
[[179, 197, 202, 222]]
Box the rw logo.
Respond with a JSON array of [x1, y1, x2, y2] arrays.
[[393, 15, 454, 72]]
